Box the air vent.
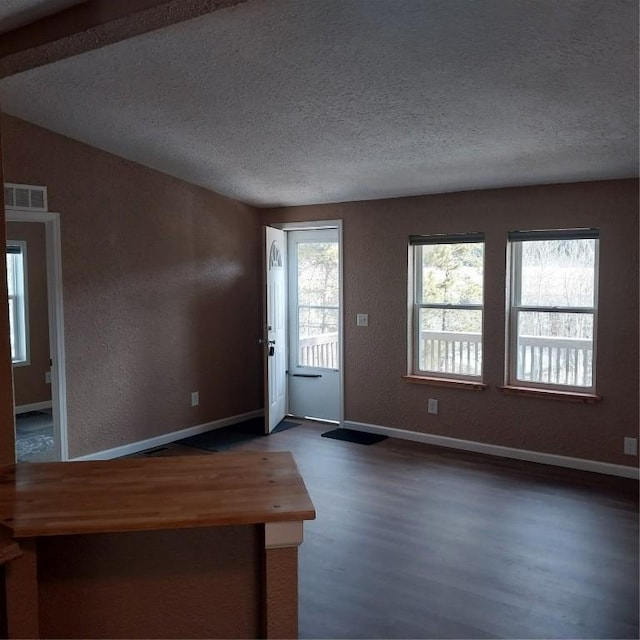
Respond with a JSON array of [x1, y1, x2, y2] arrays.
[[4, 183, 48, 212]]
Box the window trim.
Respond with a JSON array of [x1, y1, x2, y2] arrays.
[[506, 230, 599, 394], [409, 233, 485, 382], [6, 240, 30, 367]]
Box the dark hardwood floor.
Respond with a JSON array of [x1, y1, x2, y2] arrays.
[[154, 421, 639, 639]]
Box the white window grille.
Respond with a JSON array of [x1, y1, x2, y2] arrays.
[[507, 229, 599, 392], [410, 233, 484, 380]]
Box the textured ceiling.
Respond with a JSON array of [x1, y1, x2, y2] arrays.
[[0, 0, 637, 207], [0, 0, 85, 33]]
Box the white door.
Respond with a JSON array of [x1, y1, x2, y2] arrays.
[[264, 226, 287, 433], [287, 229, 340, 422]]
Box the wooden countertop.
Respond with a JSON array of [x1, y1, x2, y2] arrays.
[[0, 451, 315, 537]]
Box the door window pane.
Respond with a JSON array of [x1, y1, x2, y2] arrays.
[[298, 307, 338, 368], [297, 242, 339, 307], [296, 240, 339, 369], [298, 307, 339, 339]]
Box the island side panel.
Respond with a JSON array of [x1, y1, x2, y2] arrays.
[[36, 525, 262, 639], [263, 546, 299, 639], [4, 537, 39, 639]]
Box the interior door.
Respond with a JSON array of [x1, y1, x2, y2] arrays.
[[287, 229, 340, 422], [264, 226, 287, 433]]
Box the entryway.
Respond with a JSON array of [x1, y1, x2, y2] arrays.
[[263, 222, 342, 432], [5, 202, 68, 462]]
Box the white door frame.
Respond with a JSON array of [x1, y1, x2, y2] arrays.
[[5, 208, 68, 461], [271, 220, 344, 426]]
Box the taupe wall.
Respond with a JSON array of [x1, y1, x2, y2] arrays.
[[2, 111, 637, 467], [263, 179, 639, 467], [6, 221, 51, 408], [2, 115, 263, 458]]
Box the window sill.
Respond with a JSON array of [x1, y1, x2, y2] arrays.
[[499, 386, 601, 404], [402, 375, 487, 391]]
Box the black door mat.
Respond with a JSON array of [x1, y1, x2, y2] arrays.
[[321, 428, 387, 445], [271, 419, 301, 434], [177, 416, 300, 451], [177, 417, 265, 451]]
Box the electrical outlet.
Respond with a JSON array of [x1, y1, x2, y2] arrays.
[[191, 391, 199, 407], [356, 313, 369, 327], [623, 437, 638, 456], [428, 398, 438, 415], [45, 371, 51, 384]]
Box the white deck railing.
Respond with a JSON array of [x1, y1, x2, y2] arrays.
[[299, 332, 339, 369], [418, 331, 592, 385], [419, 331, 483, 377], [516, 335, 592, 387], [298, 330, 592, 386]]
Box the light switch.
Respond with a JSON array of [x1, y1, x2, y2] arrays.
[[356, 314, 369, 327], [624, 437, 638, 456]]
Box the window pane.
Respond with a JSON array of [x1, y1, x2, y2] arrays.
[[6, 250, 26, 363], [7, 298, 16, 360], [6, 254, 15, 296], [420, 243, 483, 305], [520, 239, 596, 307], [417, 308, 482, 376], [516, 311, 594, 387], [298, 306, 338, 368], [297, 242, 339, 307]]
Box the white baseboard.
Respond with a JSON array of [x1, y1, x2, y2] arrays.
[[344, 420, 640, 480], [71, 409, 265, 461], [15, 401, 52, 415]]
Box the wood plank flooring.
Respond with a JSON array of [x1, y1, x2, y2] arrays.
[[149, 421, 639, 639]]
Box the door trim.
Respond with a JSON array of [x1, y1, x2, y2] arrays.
[[5, 208, 68, 461], [271, 220, 344, 426]]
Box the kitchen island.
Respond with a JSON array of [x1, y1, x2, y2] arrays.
[[0, 451, 315, 639]]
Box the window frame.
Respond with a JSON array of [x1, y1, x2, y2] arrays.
[[6, 240, 30, 367], [506, 229, 599, 394], [409, 233, 485, 382]]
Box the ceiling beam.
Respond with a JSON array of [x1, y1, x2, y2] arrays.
[[0, 0, 250, 79]]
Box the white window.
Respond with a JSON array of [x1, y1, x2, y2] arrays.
[[507, 229, 599, 392], [410, 233, 484, 380], [6, 242, 29, 365]]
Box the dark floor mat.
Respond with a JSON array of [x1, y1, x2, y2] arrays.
[[177, 417, 264, 451], [271, 419, 301, 434], [321, 428, 387, 445]]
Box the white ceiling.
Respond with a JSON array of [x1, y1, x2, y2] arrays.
[[0, 0, 84, 33], [0, 0, 637, 207]]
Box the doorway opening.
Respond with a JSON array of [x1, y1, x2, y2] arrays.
[[5, 208, 68, 461], [263, 221, 343, 433]]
